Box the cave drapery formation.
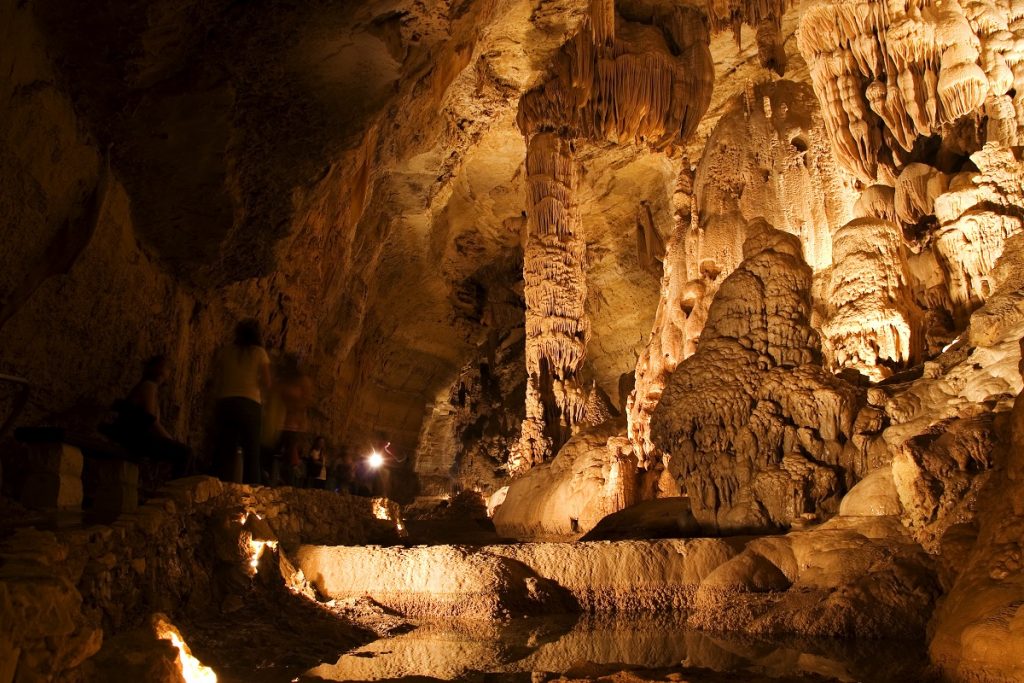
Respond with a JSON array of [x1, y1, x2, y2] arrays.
[[510, 0, 715, 473], [5, 0, 1024, 680]]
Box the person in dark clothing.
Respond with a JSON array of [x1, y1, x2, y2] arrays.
[[211, 320, 271, 484], [329, 447, 355, 493], [105, 355, 193, 477], [306, 436, 328, 489]]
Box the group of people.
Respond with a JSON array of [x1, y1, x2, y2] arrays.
[[106, 318, 386, 496]]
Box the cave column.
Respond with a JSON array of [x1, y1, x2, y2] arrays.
[[512, 131, 590, 473]]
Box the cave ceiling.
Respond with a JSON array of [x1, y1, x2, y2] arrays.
[[20, 0, 946, 462]]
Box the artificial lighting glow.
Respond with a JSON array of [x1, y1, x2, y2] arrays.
[[248, 538, 277, 572], [942, 335, 962, 353], [155, 616, 218, 683], [240, 511, 278, 575], [372, 498, 392, 521], [367, 451, 384, 469]]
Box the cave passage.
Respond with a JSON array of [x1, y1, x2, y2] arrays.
[[3, 0, 1024, 681]]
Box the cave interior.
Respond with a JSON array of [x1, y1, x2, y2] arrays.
[[3, 0, 1024, 681]]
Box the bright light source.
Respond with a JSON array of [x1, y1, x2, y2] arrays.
[[154, 616, 218, 683], [368, 451, 384, 469]]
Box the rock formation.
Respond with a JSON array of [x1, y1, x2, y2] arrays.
[[629, 79, 857, 463], [6, 0, 1024, 680], [796, 0, 1023, 183], [821, 215, 923, 380], [511, 0, 715, 471], [651, 221, 863, 531]]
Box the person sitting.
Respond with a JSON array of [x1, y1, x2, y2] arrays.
[[104, 354, 192, 478]]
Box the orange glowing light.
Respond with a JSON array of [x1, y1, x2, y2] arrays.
[[155, 616, 217, 683]]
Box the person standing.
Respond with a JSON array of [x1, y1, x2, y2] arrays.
[[212, 319, 271, 484], [276, 355, 315, 486], [307, 436, 328, 489]]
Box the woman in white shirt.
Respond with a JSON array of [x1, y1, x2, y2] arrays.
[[212, 319, 271, 484]]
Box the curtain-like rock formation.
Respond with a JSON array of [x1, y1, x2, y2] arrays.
[[797, 0, 1024, 183], [651, 221, 862, 531], [517, 3, 714, 147], [629, 79, 857, 463]]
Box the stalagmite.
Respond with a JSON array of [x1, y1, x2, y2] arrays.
[[514, 0, 715, 469], [650, 220, 863, 531], [822, 217, 923, 380], [627, 171, 697, 468], [628, 80, 857, 464], [512, 133, 590, 473]]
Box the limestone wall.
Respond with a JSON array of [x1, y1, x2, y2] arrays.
[[0, 477, 396, 681]]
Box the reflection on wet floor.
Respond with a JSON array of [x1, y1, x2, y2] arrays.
[[305, 613, 936, 682]]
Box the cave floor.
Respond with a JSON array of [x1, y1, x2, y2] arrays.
[[181, 576, 938, 683]]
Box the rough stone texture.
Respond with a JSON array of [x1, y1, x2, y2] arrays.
[[688, 515, 939, 639], [297, 538, 740, 617], [929, 365, 1024, 682], [0, 477, 395, 681], [651, 222, 863, 531], [493, 420, 637, 540], [629, 78, 857, 463]]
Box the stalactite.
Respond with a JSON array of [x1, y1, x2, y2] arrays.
[[517, 6, 714, 150], [756, 18, 787, 76], [797, 0, 1024, 182], [822, 217, 923, 380], [515, 132, 590, 470], [590, 0, 616, 46], [513, 0, 714, 471], [704, 0, 794, 43]]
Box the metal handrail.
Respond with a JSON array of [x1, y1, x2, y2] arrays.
[[0, 373, 30, 439]]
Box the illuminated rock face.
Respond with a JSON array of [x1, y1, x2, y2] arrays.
[[7, 0, 1024, 678], [650, 222, 863, 531], [796, 0, 1024, 183], [821, 216, 922, 380], [629, 79, 857, 463]]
